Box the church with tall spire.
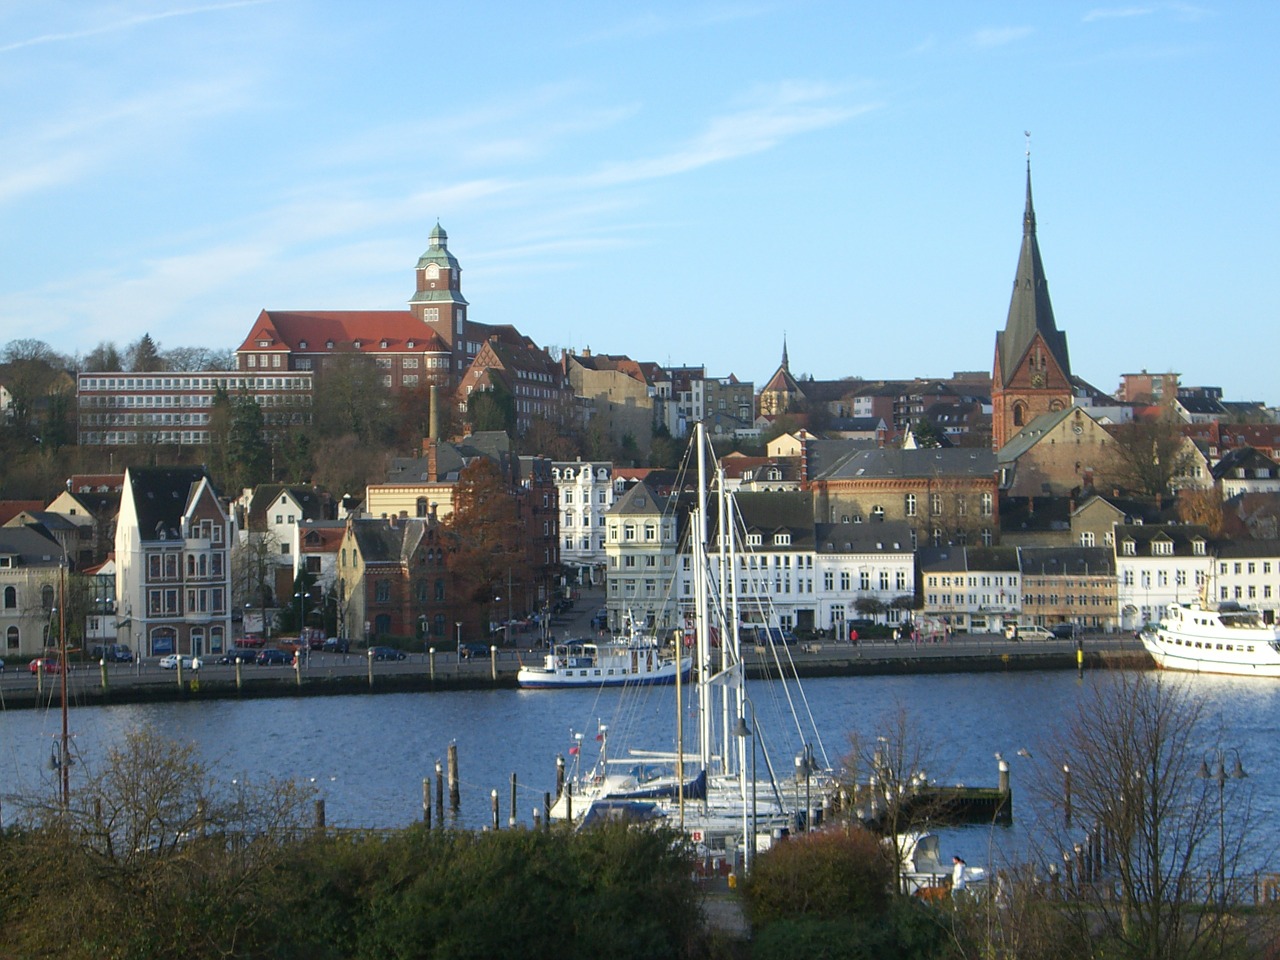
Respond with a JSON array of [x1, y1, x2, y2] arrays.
[[990, 161, 1074, 451], [758, 335, 804, 416]]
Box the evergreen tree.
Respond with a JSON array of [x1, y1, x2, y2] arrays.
[[126, 333, 165, 372]]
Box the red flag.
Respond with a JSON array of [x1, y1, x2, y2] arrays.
[[595, 733, 604, 741], [568, 746, 580, 755]]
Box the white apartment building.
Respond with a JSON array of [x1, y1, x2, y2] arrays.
[[1214, 541, 1280, 623], [1113, 523, 1212, 630], [553, 461, 615, 584]]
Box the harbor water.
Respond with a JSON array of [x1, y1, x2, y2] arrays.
[[2, 669, 1277, 872]]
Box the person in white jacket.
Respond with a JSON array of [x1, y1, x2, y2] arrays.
[[951, 856, 967, 902]]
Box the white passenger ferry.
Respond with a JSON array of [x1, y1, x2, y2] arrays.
[[516, 636, 691, 689], [1143, 600, 1280, 677]]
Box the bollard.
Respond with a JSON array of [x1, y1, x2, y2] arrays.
[[509, 773, 517, 828], [556, 754, 566, 798], [448, 743, 460, 810], [176, 656, 183, 686], [314, 797, 326, 832], [543, 791, 552, 830], [565, 787, 572, 824], [1063, 764, 1072, 827], [491, 789, 499, 830], [36, 661, 43, 696], [367, 649, 374, 689], [235, 658, 243, 690], [533, 807, 542, 830], [100, 658, 108, 690], [998, 757, 1010, 795], [435, 760, 445, 825], [490, 645, 498, 682], [429, 647, 436, 682], [423, 777, 431, 826], [295, 652, 302, 687]]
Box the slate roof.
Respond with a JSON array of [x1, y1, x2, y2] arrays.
[[0, 524, 64, 566], [1018, 546, 1115, 577], [996, 407, 1076, 463], [1211, 446, 1279, 482], [1213, 539, 1280, 560], [818, 447, 996, 481], [348, 517, 430, 565], [1113, 523, 1210, 557], [732, 491, 815, 545], [126, 467, 212, 542], [814, 520, 914, 554], [247, 484, 329, 526]]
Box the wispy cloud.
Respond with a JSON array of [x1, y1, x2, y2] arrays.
[[580, 81, 873, 187], [970, 26, 1034, 48], [0, 0, 276, 54], [1083, 6, 1156, 22]]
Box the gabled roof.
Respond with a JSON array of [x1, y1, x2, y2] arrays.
[[1113, 522, 1210, 556], [347, 517, 432, 565], [995, 164, 1070, 386], [996, 407, 1078, 462], [732, 491, 814, 542], [247, 484, 329, 526], [0, 524, 64, 566], [124, 466, 215, 541], [1211, 446, 1279, 482], [609, 481, 666, 517], [0, 500, 44, 526], [1018, 546, 1115, 577]]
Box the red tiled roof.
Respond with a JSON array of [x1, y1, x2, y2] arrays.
[[236, 310, 451, 354]]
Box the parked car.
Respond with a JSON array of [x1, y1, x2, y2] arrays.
[[89, 643, 134, 663], [1051, 623, 1080, 640], [29, 657, 66, 674], [457, 642, 490, 660], [239, 634, 267, 649], [1006, 625, 1053, 642], [159, 654, 199, 670], [255, 648, 291, 666], [216, 648, 258, 664], [368, 646, 406, 661], [322, 637, 350, 653]]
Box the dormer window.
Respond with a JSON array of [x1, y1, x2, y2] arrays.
[[1192, 539, 1206, 556], [1152, 540, 1173, 556], [407, 340, 415, 349], [353, 340, 361, 349], [1122, 540, 1136, 556], [774, 533, 791, 546], [380, 339, 389, 349], [746, 534, 762, 546], [326, 340, 334, 350], [257, 339, 271, 347], [298, 340, 308, 350]]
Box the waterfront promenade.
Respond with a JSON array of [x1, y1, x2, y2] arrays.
[[0, 629, 1149, 711]]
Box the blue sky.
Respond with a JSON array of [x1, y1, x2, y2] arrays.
[[2, 1, 1276, 404]]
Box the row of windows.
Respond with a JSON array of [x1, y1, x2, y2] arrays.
[[1221, 561, 1275, 575], [147, 587, 226, 616], [79, 375, 311, 391]]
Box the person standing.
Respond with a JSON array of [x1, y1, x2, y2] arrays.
[[951, 856, 967, 902]]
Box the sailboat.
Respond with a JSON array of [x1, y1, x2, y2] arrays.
[[551, 424, 837, 865]]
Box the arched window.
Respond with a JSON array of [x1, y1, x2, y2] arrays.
[[1012, 403, 1026, 427], [41, 584, 54, 612], [416, 497, 428, 518], [6, 625, 17, 650], [3, 586, 15, 609]]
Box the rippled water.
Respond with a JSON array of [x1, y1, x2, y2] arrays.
[[2, 670, 1277, 870]]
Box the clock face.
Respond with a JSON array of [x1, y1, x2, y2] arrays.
[[1030, 372, 1045, 388], [1072, 423, 1083, 435]]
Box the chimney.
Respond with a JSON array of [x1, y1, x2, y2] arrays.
[[426, 439, 439, 482], [429, 384, 440, 441]]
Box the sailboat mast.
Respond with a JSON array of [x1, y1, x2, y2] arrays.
[[694, 423, 712, 782], [58, 555, 70, 809]]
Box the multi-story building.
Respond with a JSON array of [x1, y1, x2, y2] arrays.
[[114, 466, 233, 658], [553, 460, 614, 584], [457, 334, 571, 435], [1213, 541, 1280, 623], [1116, 370, 1180, 405], [76, 370, 313, 446], [335, 515, 455, 643], [811, 448, 999, 550], [1113, 523, 1212, 631], [919, 546, 1021, 634], [562, 351, 660, 455], [603, 481, 680, 634], [1018, 546, 1118, 631], [812, 521, 915, 635], [0, 523, 66, 657]]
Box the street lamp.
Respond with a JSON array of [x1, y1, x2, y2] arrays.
[[1198, 748, 1247, 908], [734, 701, 757, 874], [456, 621, 463, 650]]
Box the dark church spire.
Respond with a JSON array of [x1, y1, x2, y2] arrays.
[[995, 157, 1070, 387]]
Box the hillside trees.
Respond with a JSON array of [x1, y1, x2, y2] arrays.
[[1099, 415, 1193, 499], [445, 458, 529, 620]]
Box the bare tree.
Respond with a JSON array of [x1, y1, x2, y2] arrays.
[[1022, 671, 1255, 960], [1099, 414, 1193, 499]]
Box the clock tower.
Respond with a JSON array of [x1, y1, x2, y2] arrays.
[[991, 161, 1073, 451]]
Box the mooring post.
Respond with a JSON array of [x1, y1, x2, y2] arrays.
[[543, 791, 551, 830], [100, 658, 108, 690], [295, 651, 302, 687], [556, 754, 565, 797], [435, 760, 444, 824], [423, 777, 431, 826], [429, 647, 435, 682], [235, 658, 242, 690], [490, 645, 498, 682], [509, 773, 517, 828], [315, 797, 326, 832], [1063, 764, 1072, 827], [448, 743, 460, 811], [532, 806, 542, 830], [998, 757, 1010, 795], [491, 789, 499, 830], [367, 648, 374, 689]]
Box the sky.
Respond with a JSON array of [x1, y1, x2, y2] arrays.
[[1, 1, 1277, 405]]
